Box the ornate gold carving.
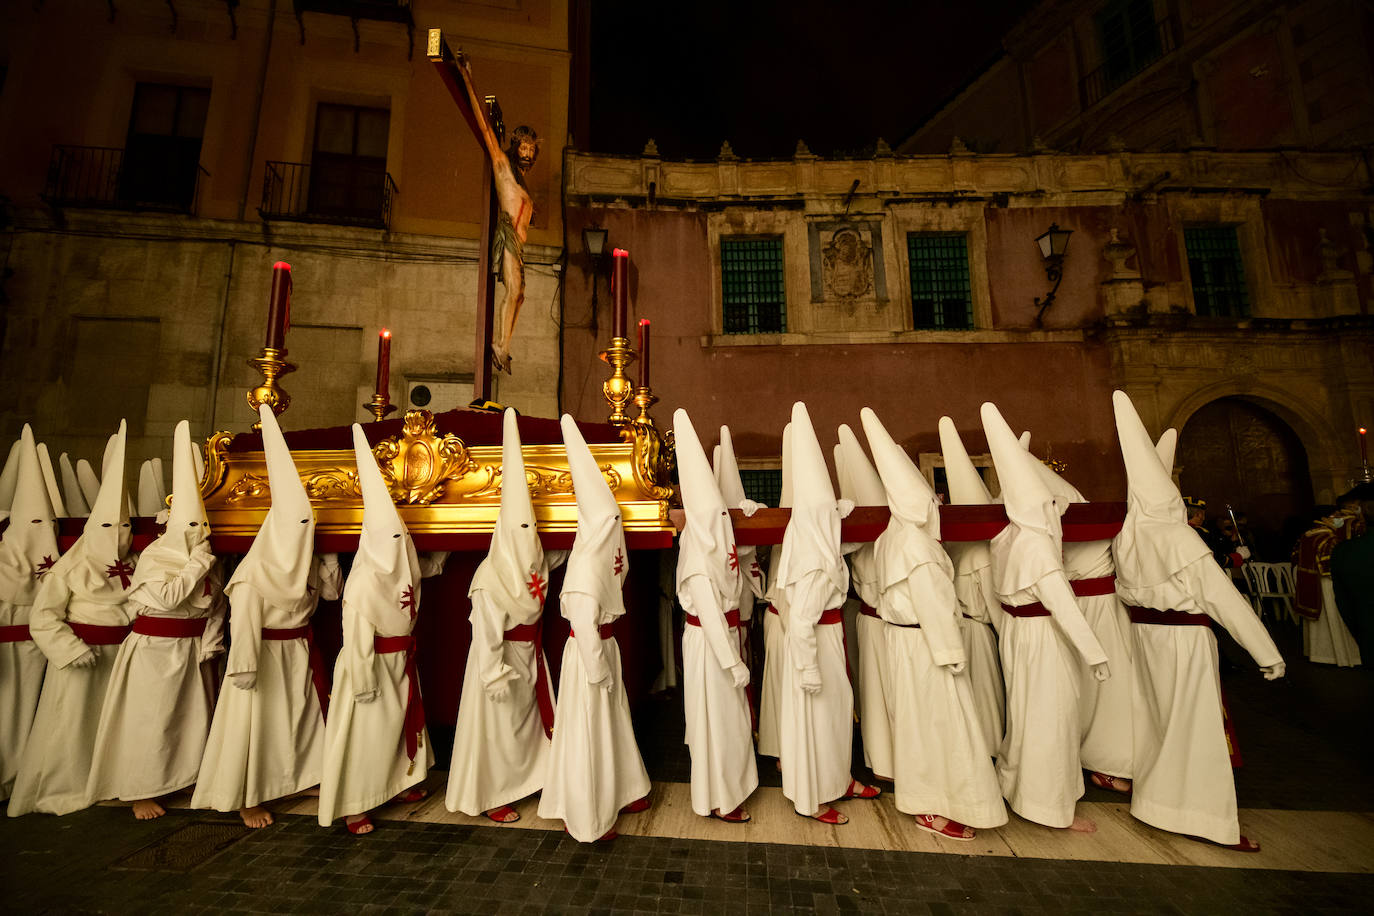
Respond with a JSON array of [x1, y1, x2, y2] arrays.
[[305, 470, 361, 500], [227, 472, 270, 504], [371, 409, 477, 505], [246, 347, 296, 430], [621, 423, 674, 502], [200, 431, 234, 500], [600, 337, 637, 427], [464, 462, 621, 499]]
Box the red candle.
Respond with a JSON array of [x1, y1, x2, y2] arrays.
[[611, 248, 629, 339], [638, 318, 651, 389], [376, 328, 391, 399], [1361, 427, 1368, 464], [265, 262, 292, 350]]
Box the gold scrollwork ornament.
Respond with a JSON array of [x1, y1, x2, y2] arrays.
[[371, 409, 477, 505]]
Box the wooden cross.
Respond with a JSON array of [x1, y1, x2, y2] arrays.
[[427, 28, 502, 404]]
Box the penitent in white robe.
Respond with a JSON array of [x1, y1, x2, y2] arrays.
[[87, 548, 224, 803], [0, 598, 46, 799], [537, 592, 651, 841], [757, 546, 786, 759], [852, 545, 894, 781], [882, 566, 1006, 828], [779, 571, 852, 816], [9, 578, 132, 816], [192, 556, 338, 812], [995, 570, 1106, 828], [681, 577, 758, 817], [1120, 558, 1283, 845], [1066, 540, 1135, 779], [946, 541, 1005, 756], [446, 579, 562, 816], [1303, 578, 1363, 667]]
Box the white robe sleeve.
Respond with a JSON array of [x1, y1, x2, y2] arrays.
[[907, 564, 966, 667], [28, 574, 85, 668], [470, 589, 517, 690], [1034, 570, 1108, 666], [784, 570, 829, 679], [1189, 558, 1283, 668], [563, 592, 610, 685], [419, 552, 450, 578], [199, 562, 227, 661], [317, 554, 343, 601], [132, 542, 216, 612], [226, 587, 265, 677], [342, 599, 380, 699], [545, 550, 570, 572], [683, 575, 742, 671]]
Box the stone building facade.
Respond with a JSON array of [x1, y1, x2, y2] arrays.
[[0, 0, 578, 471], [561, 143, 1373, 547]]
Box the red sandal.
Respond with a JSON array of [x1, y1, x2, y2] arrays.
[[710, 805, 751, 823], [391, 787, 428, 804], [1088, 772, 1132, 794], [1224, 835, 1261, 853], [345, 814, 374, 835], [563, 825, 618, 842], [620, 795, 651, 814], [843, 779, 881, 800], [914, 814, 975, 841], [483, 805, 520, 823], [798, 805, 848, 825]]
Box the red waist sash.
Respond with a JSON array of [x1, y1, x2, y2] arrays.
[[570, 624, 616, 640], [262, 625, 330, 720], [68, 622, 131, 646], [818, 607, 844, 625], [1070, 575, 1117, 597], [1124, 605, 1212, 627], [0, 624, 31, 643], [133, 616, 208, 638], [503, 622, 555, 739], [375, 634, 424, 764], [859, 603, 921, 628], [1000, 601, 1052, 618], [684, 609, 742, 628], [766, 604, 779, 616], [858, 603, 879, 619]]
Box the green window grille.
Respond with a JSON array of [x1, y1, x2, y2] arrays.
[[1097, 0, 1163, 89], [739, 469, 783, 508], [1185, 227, 1249, 318], [721, 237, 786, 334], [908, 234, 973, 329]]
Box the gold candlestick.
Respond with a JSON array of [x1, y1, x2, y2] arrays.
[[246, 347, 297, 430], [599, 336, 638, 427], [631, 386, 658, 429], [364, 392, 398, 423]]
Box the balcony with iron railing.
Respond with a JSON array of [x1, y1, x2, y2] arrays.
[[1079, 17, 1177, 109], [42, 144, 209, 214], [259, 159, 397, 230]]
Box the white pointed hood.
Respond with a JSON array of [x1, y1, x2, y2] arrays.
[[137, 460, 165, 517], [76, 459, 101, 510], [0, 440, 20, 522], [470, 409, 548, 623], [50, 420, 134, 603], [561, 414, 628, 614], [861, 408, 949, 590], [60, 453, 91, 518], [774, 402, 847, 596], [0, 426, 60, 604], [982, 402, 1064, 596], [715, 425, 763, 601], [938, 417, 994, 505], [835, 422, 885, 606], [36, 443, 65, 517], [763, 422, 793, 608], [1112, 390, 1210, 588], [159, 421, 211, 553], [1154, 428, 1177, 475], [343, 422, 422, 635], [224, 405, 317, 605], [674, 409, 740, 608]]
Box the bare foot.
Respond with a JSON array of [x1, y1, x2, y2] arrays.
[[808, 805, 848, 825], [345, 814, 374, 835], [240, 805, 274, 829], [1069, 814, 1098, 833], [132, 799, 166, 820]]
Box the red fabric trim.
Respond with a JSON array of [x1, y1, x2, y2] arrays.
[[1124, 605, 1212, 627], [67, 622, 130, 646], [374, 633, 424, 762], [818, 607, 844, 625], [503, 622, 555, 738], [684, 609, 742, 628], [1000, 602, 1052, 618], [1228, 552, 1244, 568], [0, 624, 32, 643], [132, 616, 208, 638], [1070, 575, 1117, 597], [262, 625, 330, 720], [858, 603, 879, 619], [766, 604, 779, 616], [570, 624, 615, 640]]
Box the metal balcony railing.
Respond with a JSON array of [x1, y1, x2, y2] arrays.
[[1079, 18, 1177, 109], [42, 144, 208, 213], [259, 160, 397, 230], [292, 0, 412, 24]]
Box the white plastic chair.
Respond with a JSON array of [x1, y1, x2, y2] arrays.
[[1240, 563, 1267, 617], [1248, 561, 1297, 623]]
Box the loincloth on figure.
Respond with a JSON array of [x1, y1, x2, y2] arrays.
[[491, 210, 526, 287]]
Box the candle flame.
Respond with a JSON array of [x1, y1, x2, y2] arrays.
[[1362, 428, 1368, 435], [273, 261, 292, 271], [381, 328, 391, 338], [613, 248, 629, 258], [639, 318, 650, 327]]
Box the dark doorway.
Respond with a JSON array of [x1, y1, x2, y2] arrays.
[[121, 83, 210, 211], [308, 103, 390, 224], [1179, 397, 1314, 560]]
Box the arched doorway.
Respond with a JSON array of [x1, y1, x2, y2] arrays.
[[1178, 397, 1315, 560]]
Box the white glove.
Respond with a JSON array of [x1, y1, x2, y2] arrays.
[[485, 680, 511, 703], [70, 650, 97, 669], [944, 660, 966, 675], [837, 498, 856, 519], [355, 688, 379, 703], [738, 499, 764, 517], [589, 671, 614, 694], [231, 672, 257, 691], [728, 662, 750, 689], [1091, 662, 1111, 682], [1236, 546, 1252, 560], [799, 666, 822, 695], [1262, 662, 1286, 681]]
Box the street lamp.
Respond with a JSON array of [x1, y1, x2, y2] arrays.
[[1033, 223, 1073, 326], [583, 226, 610, 333]]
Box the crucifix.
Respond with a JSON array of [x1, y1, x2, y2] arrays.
[[427, 28, 541, 401]]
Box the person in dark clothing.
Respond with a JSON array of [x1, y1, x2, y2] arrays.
[[1331, 484, 1374, 660], [1186, 497, 1250, 570]]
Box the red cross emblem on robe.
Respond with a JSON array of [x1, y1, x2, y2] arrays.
[[526, 571, 547, 605], [35, 555, 56, 578], [105, 559, 136, 590], [727, 545, 739, 572], [400, 585, 416, 620], [613, 549, 624, 576]]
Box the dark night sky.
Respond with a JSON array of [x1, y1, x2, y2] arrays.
[[588, 1, 1035, 160]]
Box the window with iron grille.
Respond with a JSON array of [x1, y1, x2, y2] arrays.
[[721, 237, 786, 334], [908, 234, 973, 329], [1185, 227, 1249, 318], [309, 103, 390, 222], [739, 469, 783, 507], [1097, 0, 1163, 88]]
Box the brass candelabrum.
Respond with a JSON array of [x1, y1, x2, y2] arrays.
[[364, 393, 398, 423], [631, 386, 658, 429], [599, 336, 638, 427], [246, 347, 297, 431]]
